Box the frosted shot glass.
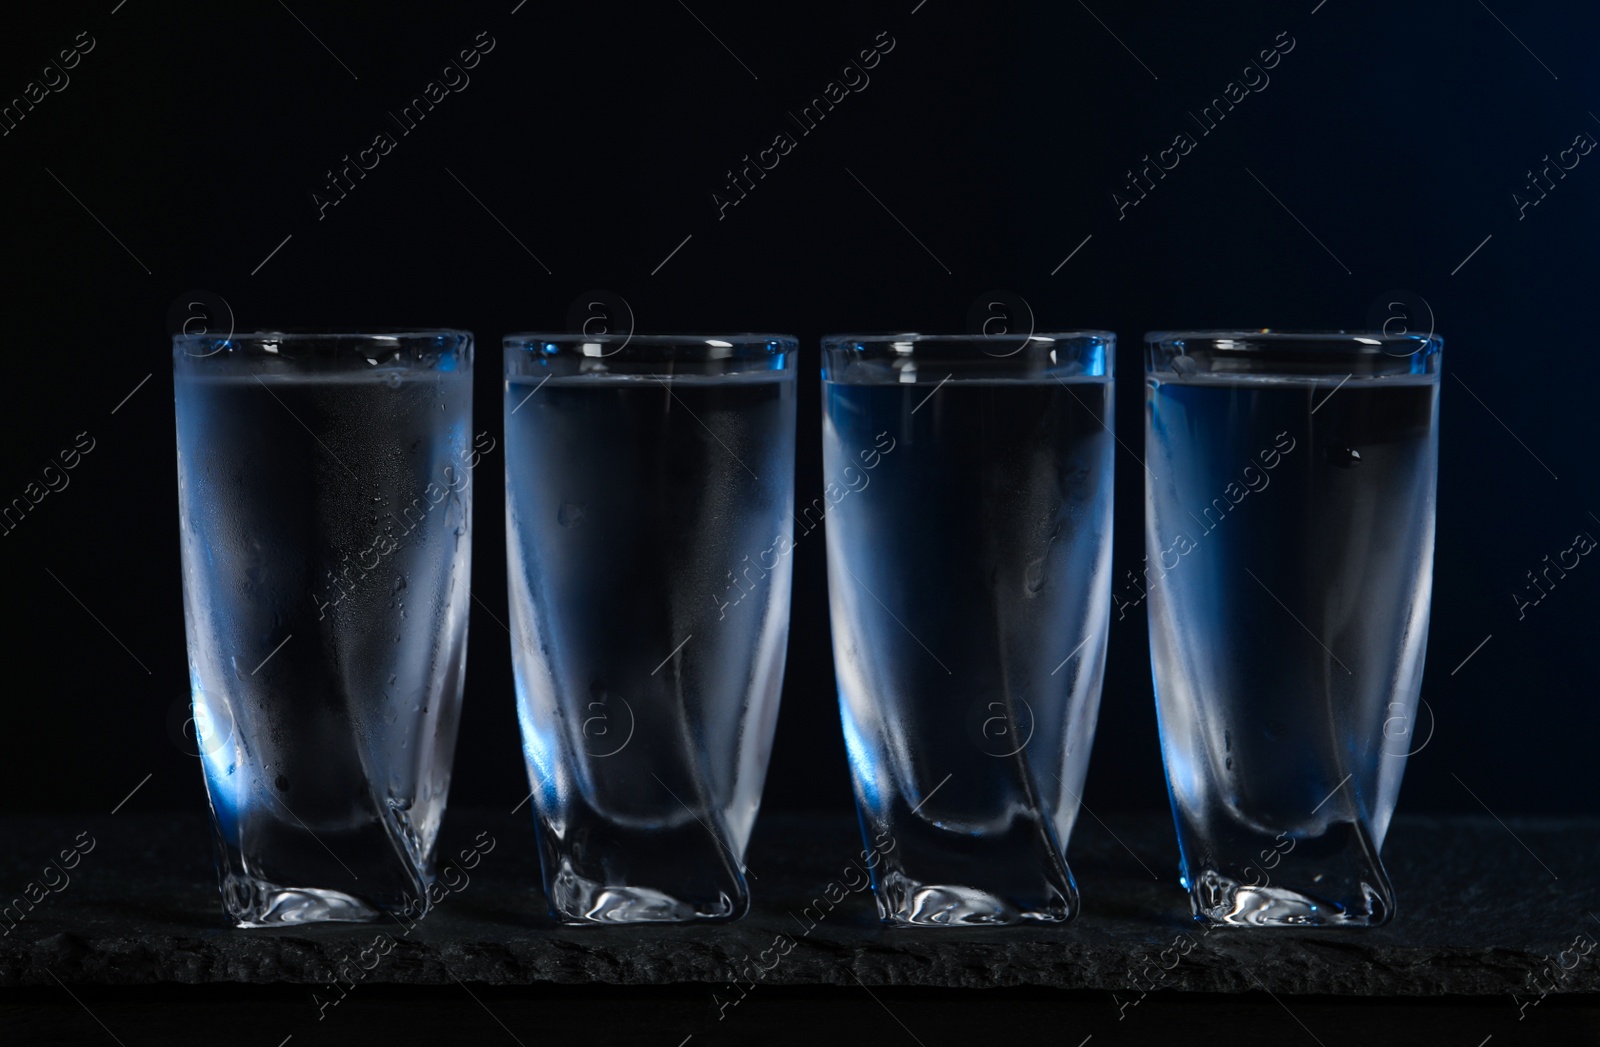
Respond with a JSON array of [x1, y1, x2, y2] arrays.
[[503, 334, 797, 924], [173, 330, 475, 927], [1144, 330, 1442, 927], [821, 333, 1116, 925]]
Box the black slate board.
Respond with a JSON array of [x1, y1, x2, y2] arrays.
[[2, 808, 1597, 1000]]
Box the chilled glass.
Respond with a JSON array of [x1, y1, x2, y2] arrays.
[[504, 333, 797, 923], [1144, 330, 1441, 927], [821, 333, 1115, 925], [173, 330, 474, 927]]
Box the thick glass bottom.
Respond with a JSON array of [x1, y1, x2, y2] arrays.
[[858, 796, 1079, 928], [876, 873, 1072, 926], [1192, 872, 1392, 927], [547, 867, 744, 924], [220, 876, 389, 928], [535, 811, 752, 925], [1179, 818, 1396, 928], [208, 813, 433, 928]]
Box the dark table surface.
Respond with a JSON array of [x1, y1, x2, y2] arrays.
[[2, 807, 1597, 1001], [6, 808, 1599, 1045]]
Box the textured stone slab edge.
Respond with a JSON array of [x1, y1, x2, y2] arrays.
[[6, 931, 1598, 996]]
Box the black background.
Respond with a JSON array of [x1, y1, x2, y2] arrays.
[[1, 0, 1595, 824]]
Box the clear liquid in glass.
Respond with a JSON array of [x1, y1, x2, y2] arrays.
[[823, 377, 1114, 925], [175, 368, 472, 926], [504, 372, 795, 923], [1145, 375, 1437, 926]]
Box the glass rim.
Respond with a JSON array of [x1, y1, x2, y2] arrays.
[[1144, 329, 1441, 350], [823, 331, 1114, 346], [173, 329, 472, 365], [174, 328, 471, 344], [505, 332, 797, 347], [822, 331, 1112, 381]]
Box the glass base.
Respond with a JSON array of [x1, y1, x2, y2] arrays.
[[1192, 870, 1392, 927], [221, 875, 391, 928], [1178, 817, 1396, 928], [547, 868, 744, 924], [209, 816, 432, 928], [535, 808, 752, 924], [877, 872, 1071, 926]]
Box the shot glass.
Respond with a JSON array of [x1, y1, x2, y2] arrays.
[[1144, 330, 1442, 927], [820, 332, 1116, 925], [173, 330, 475, 927], [504, 333, 797, 923]]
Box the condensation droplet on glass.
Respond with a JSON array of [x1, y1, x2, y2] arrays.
[[1024, 557, 1047, 594], [1326, 446, 1362, 468]]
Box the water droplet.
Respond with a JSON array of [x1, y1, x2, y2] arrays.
[[371, 496, 384, 504], [385, 373, 402, 389], [388, 674, 397, 686], [558, 502, 586, 527], [1326, 446, 1362, 468], [1024, 558, 1047, 594], [274, 774, 290, 792], [1225, 757, 1233, 771], [393, 575, 407, 594]]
